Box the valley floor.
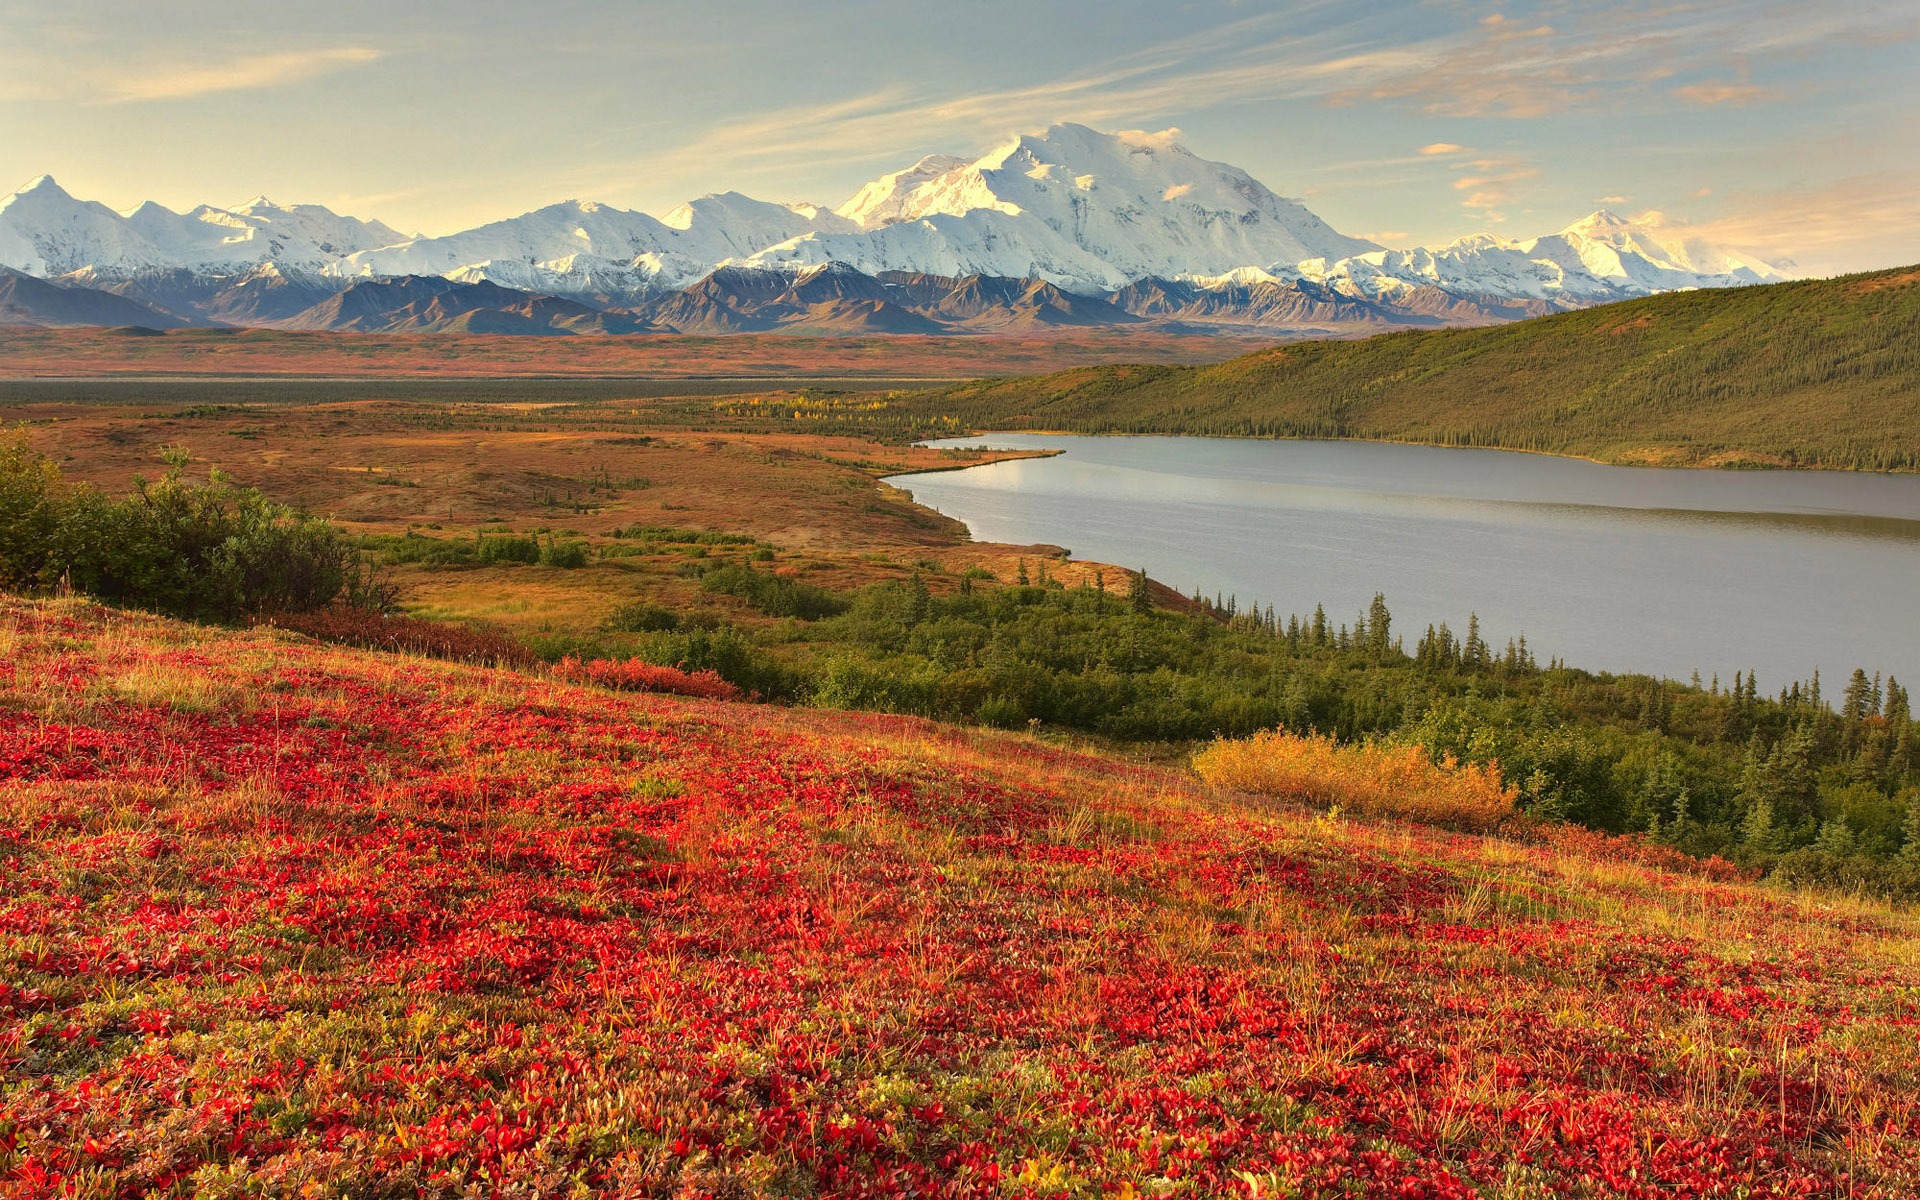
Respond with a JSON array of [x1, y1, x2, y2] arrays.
[[0, 327, 1263, 381], [3, 597, 1918, 1196]]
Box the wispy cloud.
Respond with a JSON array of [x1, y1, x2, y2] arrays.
[[610, 0, 1920, 207], [1672, 82, 1774, 107], [105, 46, 381, 103], [1334, 3, 1915, 119], [581, 12, 1433, 198], [1452, 156, 1540, 222], [1667, 171, 1920, 274]]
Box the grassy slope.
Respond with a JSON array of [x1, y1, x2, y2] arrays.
[[4, 597, 1919, 1196], [927, 266, 1920, 470]]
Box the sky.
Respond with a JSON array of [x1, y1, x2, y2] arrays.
[[3, 0, 1917, 274]]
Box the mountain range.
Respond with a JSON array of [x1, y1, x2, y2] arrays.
[[0, 123, 1793, 336]]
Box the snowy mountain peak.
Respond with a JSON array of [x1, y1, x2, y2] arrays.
[[835, 155, 969, 230], [795, 121, 1379, 293], [1559, 209, 1635, 237], [1549, 209, 1791, 283], [12, 175, 70, 199]]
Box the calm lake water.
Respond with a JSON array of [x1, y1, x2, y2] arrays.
[[889, 436, 1920, 687]]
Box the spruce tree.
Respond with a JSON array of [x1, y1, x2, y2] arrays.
[[1843, 668, 1875, 723], [1898, 796, 1920, 869], [1127, 567, 1152, 614], [1367, 593, 1391, 658]]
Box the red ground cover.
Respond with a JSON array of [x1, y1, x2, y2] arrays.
[[1, 598, 1917, 1197]]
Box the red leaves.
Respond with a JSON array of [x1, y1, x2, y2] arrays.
[[2, 597, 1917, 1197], [552, 655, 742, 701], [268, 606, 537, 668]]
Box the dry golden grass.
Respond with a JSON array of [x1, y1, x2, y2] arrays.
[[103, 658, 238, 713], [1194, 728, 1518, 832]]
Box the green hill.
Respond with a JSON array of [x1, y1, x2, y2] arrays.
[[923, 265, 1920, 470]]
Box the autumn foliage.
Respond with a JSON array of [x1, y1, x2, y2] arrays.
[[551, 655, 743, 701], [267, 605, 537, 667], [4, 597, 1920, 1197], [1194, 728, 1518, 832]]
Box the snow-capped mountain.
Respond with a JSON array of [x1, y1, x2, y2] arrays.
[[747, 124, 1381, 293], [1288, 211, 1792, 306], [334, 191, 859, 295], [0, 176, 173, 276], [835, 155, 971, 229], [0, 123, 1797, 334], [0, 176, 403, 277]]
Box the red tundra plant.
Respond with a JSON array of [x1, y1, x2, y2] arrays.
[[551, 655, 742, 701], [2, 595, 1918, 1199], [267, 604, 537, 668]]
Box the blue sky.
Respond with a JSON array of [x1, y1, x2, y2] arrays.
[[3, 0, 1916, 273]]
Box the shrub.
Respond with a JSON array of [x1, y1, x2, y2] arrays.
[[602, 601, 681, 633], [977, 694, 1028, 730], [551, 656, 742, 701], [700, 562, 847, 620], [539, 538, 589, 569], [1194, 729, 1518, 832], [1, 431, 389, 621], [1533, 823, 1755, 884], [269, 606, 536, 667], [476, 533, 540, 564]]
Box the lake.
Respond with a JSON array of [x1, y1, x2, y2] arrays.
[[887, 435, 1920, 687]]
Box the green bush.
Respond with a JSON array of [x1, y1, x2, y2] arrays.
[[700, 562, 847, 620], [539, 539, 589, 569], [476, 533, 540, 564], [603, 601, 681, 633], [0, 433, 389, 621]]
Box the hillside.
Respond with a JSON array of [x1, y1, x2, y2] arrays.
[[4, 596, 1919, 1195], [923, 265, 1920, 471]]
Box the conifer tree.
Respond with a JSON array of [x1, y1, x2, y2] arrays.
[[1366, 593, 1391, 658], [1898, 797, 1920, 869], [1843, 668, 1875, 723], [1741, 799, 1781, 856], [907, 571, 931, 625]]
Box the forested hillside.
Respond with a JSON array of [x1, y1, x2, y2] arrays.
[[913, 265, 1920, 470]]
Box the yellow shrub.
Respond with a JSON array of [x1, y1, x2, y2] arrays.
[[1194, 729, 1516, 833]]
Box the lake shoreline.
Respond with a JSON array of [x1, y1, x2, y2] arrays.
[[936, 427, 1909, 477], [887, 433, 1920, 685]]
